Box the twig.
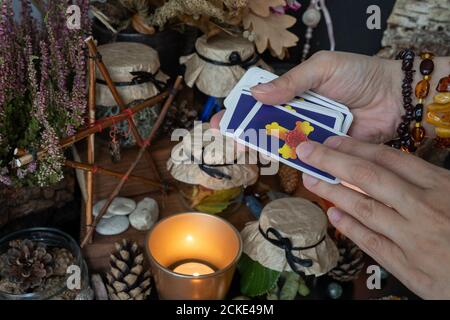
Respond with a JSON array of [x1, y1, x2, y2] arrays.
[[15, 91, 168, 167], [65, 160, 169, 190], [80, 76, 183, 248], [85, 50, 97, 244]]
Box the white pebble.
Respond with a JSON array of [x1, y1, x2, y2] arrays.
[[129, 198, 159, 231], [95, 216, 130, 236], [93, 197, 136, 219]]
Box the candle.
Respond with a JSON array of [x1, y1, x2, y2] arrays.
[[146, 213, 242, 300], [173, 261, 215, 276]]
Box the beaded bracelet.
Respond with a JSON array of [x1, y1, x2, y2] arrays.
[[426, 74, 450, 148], [391, 49, 416, 152], [411, 52, 434, 146]]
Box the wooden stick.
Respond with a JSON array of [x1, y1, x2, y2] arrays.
[[85, 52, 96, 244], [15, 91, 168, 167], [80, 76, 183, 248], [65, 160, 168, 190], [85, 37, 164, 187]]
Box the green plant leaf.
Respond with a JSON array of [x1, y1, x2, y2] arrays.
[[195, 202, 230, 214], [237, 254, 281, 297], [280, 272, 300, 300], [298, 277, 310, 297], [194, 187, 242, 214]]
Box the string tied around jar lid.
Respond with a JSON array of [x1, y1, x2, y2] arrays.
[[258, 225, 326, 273]]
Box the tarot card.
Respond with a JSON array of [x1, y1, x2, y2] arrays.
[[220, 91, 259, 138], [283, 100, 344, 131], [297, 93, 353, 134], [236, 104, 346, 184]]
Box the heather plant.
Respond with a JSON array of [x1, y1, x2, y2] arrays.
[[0, 0, 90, 187]]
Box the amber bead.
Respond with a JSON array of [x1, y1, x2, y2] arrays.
[[420, 59, 434, 76], [415, 79, 430, 99], [436, 76, 450, 92], [434, 93, 450, 104], [420, 52, 433, 60], [412, 125, 426, 143]]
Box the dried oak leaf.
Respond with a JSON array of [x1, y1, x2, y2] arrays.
[[243, 12, 298, 58], [131, 14, 155, 34], [179, 15, 223, 39], [248, 0, 286, 18]]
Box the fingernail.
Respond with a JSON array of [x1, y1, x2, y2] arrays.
[[328, 208, 343, 224], [302, 173, 319, 188], [251, 82, 276, 94], [297, 142, 315, 159], [324, 136, 343, 149]]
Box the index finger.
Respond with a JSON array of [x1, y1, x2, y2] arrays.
[[297, 141, 420, 213], [250, 52, 327, 105]]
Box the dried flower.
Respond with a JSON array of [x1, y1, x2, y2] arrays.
[[0, 0, 90, 187]]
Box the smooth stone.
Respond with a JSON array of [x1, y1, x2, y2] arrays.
[[93, 197, 136, 219], [108, 197, 136, 216], [93, 200, 114, 219], [129, 197, 159, 231], [95, 216, 130, 236]]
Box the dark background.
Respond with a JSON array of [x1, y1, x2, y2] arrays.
[[266, 0, 396, 66]]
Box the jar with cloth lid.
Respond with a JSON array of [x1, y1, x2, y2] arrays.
[[95, 42, 169, 158], [167, 123, 259, 216], [242, 197, 339, 276], [180, 34, 270, 98], [180, 34, 270, 121]]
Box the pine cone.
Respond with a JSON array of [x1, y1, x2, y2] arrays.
[[161, 100, 198, 135], [278, 164, 300, 194], [105, 239, 152, 300], [52, 248, 75, 276], [0, 239, 54, 291], [328, 237, 365, 282]]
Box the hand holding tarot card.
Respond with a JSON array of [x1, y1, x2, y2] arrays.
[[220, 67, 354, 184]]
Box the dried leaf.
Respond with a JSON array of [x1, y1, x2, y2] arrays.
[[243, 12, 298, 58], [248, 0, 286, 18], [131, 14, 155, 35], [179, 15, 223, 39]]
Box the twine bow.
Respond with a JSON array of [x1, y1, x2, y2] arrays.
[[96, 70, 166, 91], [259, 226, 326, 274], [189, 148, 234, 180], [130, 71, 167, 92], [195, 48, 260, 69]]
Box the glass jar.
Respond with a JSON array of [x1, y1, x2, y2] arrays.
[[0, 228, 92, 300], [176, 181, 244, 217]]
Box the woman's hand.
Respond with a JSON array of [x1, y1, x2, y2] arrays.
[[297, 137, 450, 299], [250, 51, 404, 143]]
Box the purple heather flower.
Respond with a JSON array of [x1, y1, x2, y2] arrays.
[[1, 0, 89, 187], [20, 0, 33, 36], [27, 161, 37, 173], [271, 0, 302, 14]]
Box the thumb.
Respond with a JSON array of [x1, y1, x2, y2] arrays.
[[251, 52, 329, 105]]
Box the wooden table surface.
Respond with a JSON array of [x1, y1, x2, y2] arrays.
[[80, 137, 417, 300]]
